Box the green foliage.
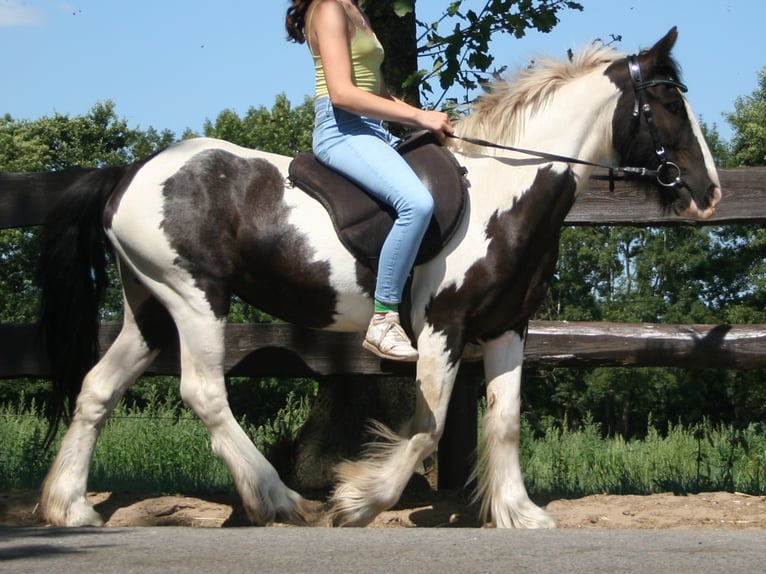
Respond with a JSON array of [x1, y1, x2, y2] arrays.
[[0, 383, 314, 492], [250, 391, 314, 455], [203, 94, 314, 156], [519, 415, 766, 496], [90, 390, 232, 493], [393, 0, 415, 17], [415, 0, 583, 102], [0, 397, 55, 489], [0, 101, 174, 171], [725, 66, 766, 167], [4, 397, 763, 496], [699, 120, 733, 168], [0, 101, 176, 326], [0, 228, 42, 323], [527, 217, 766, 437]]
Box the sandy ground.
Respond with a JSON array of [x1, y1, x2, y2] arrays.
[[2, 488, 765, 529]]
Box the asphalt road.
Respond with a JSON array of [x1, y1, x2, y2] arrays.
[[1, 526, 765, 573]]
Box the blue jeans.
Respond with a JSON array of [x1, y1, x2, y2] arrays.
[[313, 97, 434, 306]]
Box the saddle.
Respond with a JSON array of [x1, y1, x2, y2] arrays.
[[288, 132, 468, 270]]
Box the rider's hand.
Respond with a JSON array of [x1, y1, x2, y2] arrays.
[[416, 109, 454, 142]]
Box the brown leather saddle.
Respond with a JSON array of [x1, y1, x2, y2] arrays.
[[288, 132, 468, 270]]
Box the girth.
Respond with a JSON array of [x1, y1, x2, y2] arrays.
[[288, 132, 468, 271]]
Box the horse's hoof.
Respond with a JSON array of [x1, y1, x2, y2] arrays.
[[329, 499, 379, 527], [279, 498, 329, 527], [47, 505, 104, 527], [495, 505, 556, 529]]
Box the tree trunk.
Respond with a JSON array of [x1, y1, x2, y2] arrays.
[[366, 1, 420, 105], [286, 376, 418, 492]]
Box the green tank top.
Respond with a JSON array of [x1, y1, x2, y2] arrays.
[[312, 23, 384, 98]]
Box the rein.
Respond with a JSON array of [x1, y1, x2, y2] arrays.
[[447, 54, 689, 192]]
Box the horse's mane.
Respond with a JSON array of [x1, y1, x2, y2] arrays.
[[450, 42, 624, 150]]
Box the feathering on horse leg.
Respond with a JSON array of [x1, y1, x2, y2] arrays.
[[42, 315, 158, 526], [331, 329, 458, 526], [173, 311, 315, 526], [474, 332, 555, 528]]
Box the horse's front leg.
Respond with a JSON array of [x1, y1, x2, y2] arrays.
[[331, 326, 459, 526], [476, 330, 555, 528]]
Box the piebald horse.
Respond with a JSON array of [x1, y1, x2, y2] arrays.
[[37, 28, 719, 527]]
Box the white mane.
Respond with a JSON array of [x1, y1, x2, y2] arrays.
[[449, 42, 624, 151]]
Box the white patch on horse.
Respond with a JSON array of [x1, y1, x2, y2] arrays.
[[685, 100, 722, 190], [475, 331, 556, 528], [282, 184, 372, 330]]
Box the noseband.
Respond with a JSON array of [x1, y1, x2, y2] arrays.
[[626, 55, 688, 189], [447, 54, 691, 192]]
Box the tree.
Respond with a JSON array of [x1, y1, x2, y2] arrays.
[[699, 121, 732, 168], [0, 101, 174, 172], [0, 103, 176, 405], [726, 66, 766, 167], [366, 1, 584, 106], [203, 94, 314, 157], [0, 102, 174, 324]]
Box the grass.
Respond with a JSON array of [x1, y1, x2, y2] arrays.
[[519, 415, 766, 497], [1, 392, 764, 497]]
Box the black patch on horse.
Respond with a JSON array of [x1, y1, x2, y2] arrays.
[[159, 150, 339, 326], [424, 166, 578, 367], [288, 132, 468, 271]]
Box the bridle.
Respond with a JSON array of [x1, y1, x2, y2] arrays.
[[626, 55, 688, 189], [447, 54, 690, 192]]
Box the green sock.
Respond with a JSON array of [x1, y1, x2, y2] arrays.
[[374, 300, 398, 314]]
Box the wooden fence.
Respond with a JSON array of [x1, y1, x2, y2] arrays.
[[2, 166, 765, 487]]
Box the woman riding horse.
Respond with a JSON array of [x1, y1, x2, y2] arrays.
[[287, 0, 453, 361]]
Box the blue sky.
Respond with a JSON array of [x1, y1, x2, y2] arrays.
[[1, 1, 763, 141]]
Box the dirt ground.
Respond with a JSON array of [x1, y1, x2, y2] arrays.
[[2, 487, 765, 529]]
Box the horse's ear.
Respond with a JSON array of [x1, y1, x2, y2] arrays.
[[647, 27, 678, 59]]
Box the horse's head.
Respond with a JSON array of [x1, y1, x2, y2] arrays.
[[607, 27, 721, 219]]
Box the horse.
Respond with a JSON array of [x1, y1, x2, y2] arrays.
[[36, 27, 719, 528]]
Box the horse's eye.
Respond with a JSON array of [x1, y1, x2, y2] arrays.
[[664, 101, 683, 115]]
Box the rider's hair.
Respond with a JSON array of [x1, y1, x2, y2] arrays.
[[285, 0, 313, 44], [285, 0, 363, 44]]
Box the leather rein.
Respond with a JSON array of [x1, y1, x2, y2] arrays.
[[447, 54, 689, 192]]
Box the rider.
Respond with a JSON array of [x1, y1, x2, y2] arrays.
[[285, 0, 453, 362]]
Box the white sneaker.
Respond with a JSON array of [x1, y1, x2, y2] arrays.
[[362, 312, 419, 362]]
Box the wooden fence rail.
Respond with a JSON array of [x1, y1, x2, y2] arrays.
[[2, 167, 766, 230], [4, 320, 766, 380]]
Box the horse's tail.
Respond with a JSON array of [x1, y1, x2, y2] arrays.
[[38, 166, 129, 445]]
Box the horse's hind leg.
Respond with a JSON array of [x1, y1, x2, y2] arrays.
[[42, 272, 162, 526], [475, 331, 555, 528], [331, 327, 459, 526], [157, 290, 315, 526]]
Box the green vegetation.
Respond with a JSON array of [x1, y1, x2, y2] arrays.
[[520, 415, 766, 496], [0, 387, 313, 493], [2, 391, 763, 497]]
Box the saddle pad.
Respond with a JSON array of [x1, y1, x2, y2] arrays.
[[288, 132, 467, 270]]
